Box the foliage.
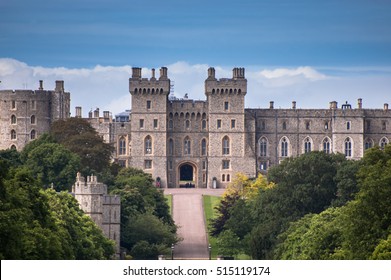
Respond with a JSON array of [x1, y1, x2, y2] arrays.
[[0, 166, 114, 259], [50, 118, 114, 174]]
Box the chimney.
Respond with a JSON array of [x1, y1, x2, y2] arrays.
[[358, 98, 363, 109], [384, 103, 389, 111], [151, 68, 156, 80], [208, 67, 216, 79], [103, 111, 110, 119], [132, 67, 142, 78], [159, 67, 168, 79], [94, 108, 99, 118], [75, 106, 82, 118], [88, 110, 93, 118], [269, 101, 274, 109], [39, 80, 43, 90], [329, 101, 338, 109], [233, 67, 245, 79], [55, 80, 64, 92], [292, 101, 296, 109]]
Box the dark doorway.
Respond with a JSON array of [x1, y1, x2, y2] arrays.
[[180, 164, 193, 181]]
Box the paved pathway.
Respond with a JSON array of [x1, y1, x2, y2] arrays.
[[164, 188, 224, 260]]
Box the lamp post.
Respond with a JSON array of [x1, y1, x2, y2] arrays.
[[208, 244, 212, 260], [171, 244, 174, 260]]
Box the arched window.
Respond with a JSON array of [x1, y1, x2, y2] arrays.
[[344, 137, 352, 157], [185, 119, 190, 129], [222, 136, 230, 155], [365, 138, 373, 150], [119, 137, 126, 155], [169, 139, 174, 155], [201, 139, 207, 156], [30, 130, 36, 140], [259, 137, 267, 157], [304, 137, 312, 153], [11, 129, 16, 140], [168, 119, 173, 129], [10, 145, 17, 150], [11, 115, 16, 124], [145, 136, 152, 154], [281, 137, 289, 157], [184, 136, 191, 155], [282, 121, 287, 130], [202, 119, 207, 130], [380, 137, 389, 150], [323, 138, 331, 154], [31, 115, 36, 125]]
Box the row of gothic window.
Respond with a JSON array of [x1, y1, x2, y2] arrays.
[[10, 129, 36, 140], [259, 136, 389, 158], [9, 100, 36, 110], [10, 115, 36, 125]]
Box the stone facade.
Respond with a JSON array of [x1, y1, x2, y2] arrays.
[[0, 80, 70, 150], [72, 173, 121, 258], [100, 66, 390, 189]]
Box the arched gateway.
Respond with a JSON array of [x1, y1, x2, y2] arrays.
[[178, 162, 197, 188]]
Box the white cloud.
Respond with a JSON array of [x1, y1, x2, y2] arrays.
[[1, 58, 390, 116]]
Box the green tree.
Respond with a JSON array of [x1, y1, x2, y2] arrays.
[[50, 118, 113, 174], [23, 142, 81, 191]]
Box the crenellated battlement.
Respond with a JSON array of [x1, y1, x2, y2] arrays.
[[129, 67, 170, 96], [205, 67, 247, 96]]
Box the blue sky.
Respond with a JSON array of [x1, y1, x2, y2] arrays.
[[1, 0, 391, 115]]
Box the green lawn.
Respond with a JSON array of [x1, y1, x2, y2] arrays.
[[164, 194, 173, 215], [203, 195, 222, 259]]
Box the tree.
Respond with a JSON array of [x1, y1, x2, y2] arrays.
[[50, 118, 113, 174], [23, 142, 81, 191]]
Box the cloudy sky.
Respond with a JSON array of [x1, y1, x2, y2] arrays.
[[1, 0, 391, 116]]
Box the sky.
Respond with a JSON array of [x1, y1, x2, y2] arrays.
[[1, 0, 391, 116]]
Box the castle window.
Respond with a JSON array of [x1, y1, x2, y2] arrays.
[[203, 173, 206, 183], [344, 137, 352, 157], [118, 160, 126, 167], [382, 121, 387, 131], [222, 174, 225, 182], [261, 121, 266, 130], [281, 137, 289, 157], [304, 137, 312, 153], [323, 138, 331, 154], [324, 121, 329, 130], [365, 139, 373, 150], [306, 121, 310, 130], [346, 121, 351, 130], [259, 161, 268, 171], [139, 119, 144, 129], [119, 137, 126, 155], [144, 160, 152, 169], [145, 135, 152, 154], [222, 160, 230, 169], [169, 160, 173, 170], [202, 160, 206, 170], [380, 137, 389, 150], [147, 100, 151, 109], [259, 137, 267, 157], [30, 130, 36, 140], [153, 119, 158, 129], [226, 174, 230, 182], [11, 115, 16, 124], [31, 115, 36, 125], [282, 121, 287, 130], [168, 119, 173, 130], [366, 120, 371, 131], [11, 100, 16, 110], [11, 130, 16, 140], [169, 139, 174, 155], [222, 136, 230, 155], [10, 145, 16, 150], [231, 119, 236, 129], [217, 119, 222, 129], [201, 139, 207, 156], [31, 100, 36, 110], [184, 136, 191, 155], [202, 119, 207, 130], [185, 119, 190, 129], [224, 101, 229, 111]]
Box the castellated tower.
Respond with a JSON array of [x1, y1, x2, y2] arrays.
[[129, 67, 170, 187], [72, 173, 121, 258], [205, 68, 256, 188]]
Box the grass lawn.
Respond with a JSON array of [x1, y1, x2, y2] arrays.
[[203, 195, 222, 259], [164, 194, 173, 215]]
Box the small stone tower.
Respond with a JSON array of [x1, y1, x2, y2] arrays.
[[72, 173, 121, 258], [129, 67, 170, 187]]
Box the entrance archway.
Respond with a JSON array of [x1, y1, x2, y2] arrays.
[[179, 163, 196, 188]]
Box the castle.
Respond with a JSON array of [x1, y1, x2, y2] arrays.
[[72, 173, 121, 258], [1, 67, 390, 189]]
